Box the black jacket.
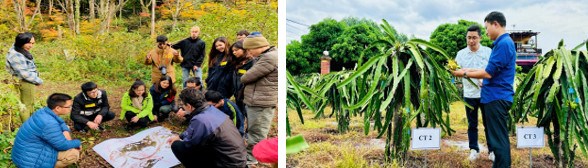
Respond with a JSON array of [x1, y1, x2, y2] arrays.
[[149, 85, 176, 110], [172, 37, 206, 68], [71, 90, 110, 124], [206, 53, 235, 98], [233, 59, 255, 102]]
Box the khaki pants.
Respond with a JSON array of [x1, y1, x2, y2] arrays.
[[18, 80, 35, 122], [245, 106, 275, 162], [55, 148, 80, 168]]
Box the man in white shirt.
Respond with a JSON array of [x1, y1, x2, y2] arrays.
[[455, 25, 492, 161]]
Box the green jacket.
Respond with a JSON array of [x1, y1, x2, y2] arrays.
[[120, 91, 154, 121]]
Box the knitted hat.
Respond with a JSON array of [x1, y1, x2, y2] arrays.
[[243, 34, 269, 49]]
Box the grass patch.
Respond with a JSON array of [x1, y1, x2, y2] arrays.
[[287, 104, 588, 167]]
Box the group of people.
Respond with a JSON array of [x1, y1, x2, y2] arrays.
[[5, 10, 517, 168], [7, 27, 278, 167], [451, 11, 516, 168]]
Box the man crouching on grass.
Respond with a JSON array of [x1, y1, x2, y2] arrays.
[[11, 93, 81, 168], [167, 88, 247, 167]]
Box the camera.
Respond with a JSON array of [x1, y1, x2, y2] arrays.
[[159, 66, 167, 75]]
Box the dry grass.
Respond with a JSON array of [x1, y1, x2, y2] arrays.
[[287, 102, 588, 167]]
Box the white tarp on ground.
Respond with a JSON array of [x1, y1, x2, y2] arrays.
[[93, 126, 180, 168]]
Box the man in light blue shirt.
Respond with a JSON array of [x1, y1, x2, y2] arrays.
[[455, 25, 492, 161]]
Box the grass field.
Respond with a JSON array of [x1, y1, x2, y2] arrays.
[[8, 80, 278, 168], [286, 102, 588, 168]]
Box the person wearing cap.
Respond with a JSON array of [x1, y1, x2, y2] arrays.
[[71, 82, 115, 132], [146, 35, 183, 84], [240, 33, 277, 165]]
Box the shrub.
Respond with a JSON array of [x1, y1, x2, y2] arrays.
[[32, 32, 152, 83]]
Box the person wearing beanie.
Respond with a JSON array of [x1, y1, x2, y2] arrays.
[[145, 35, 183, 84], [242, 34, 270, 50], [70, 82, 115, 132], [240, 33, 277, 165]]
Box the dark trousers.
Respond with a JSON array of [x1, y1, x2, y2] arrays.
[[171, 141, 213, 167], [464, 98, 491, 152], [236, 99, 247, 117], [483, 100, 512, 168], [153, 105, 173, 122], [236, 99, 247, 138], [73, 111, 115, 131], [124, 111, 150, 128], [235, 109, 245, 137]]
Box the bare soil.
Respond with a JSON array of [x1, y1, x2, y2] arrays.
[[35, 82, 278, 168]]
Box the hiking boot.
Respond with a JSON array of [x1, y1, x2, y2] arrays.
[[468, 149, 479, 161]]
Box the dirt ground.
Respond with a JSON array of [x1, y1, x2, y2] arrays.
[[286, 102, 588, 168], [33, 81, 278, 168]]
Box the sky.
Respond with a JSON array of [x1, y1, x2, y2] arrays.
[[286, 0, 588, 51]]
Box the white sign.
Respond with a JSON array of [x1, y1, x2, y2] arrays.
[[411, 128, 441, 150], [516, 127, 544, 148], [93, 126, 181, 168]]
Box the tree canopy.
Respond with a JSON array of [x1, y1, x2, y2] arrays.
[[428, 19, 492, 61], [287, 17, 406, 75]]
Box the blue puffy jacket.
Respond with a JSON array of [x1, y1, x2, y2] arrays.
[[11, 107, 81, 168]]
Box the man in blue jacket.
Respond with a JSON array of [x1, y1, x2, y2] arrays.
[[167, 88, 246, 167], [452, 11, 516, 168], [12, 93, 82, 168]]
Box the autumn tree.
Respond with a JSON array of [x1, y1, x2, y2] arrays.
[[97, 0, 127, 34], [13, 0, 42, 32]]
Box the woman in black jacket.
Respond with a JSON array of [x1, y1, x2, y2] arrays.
[[206, 37, 234, 98], [230, 40, 255, 117], [150, 76, 177, 122]]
